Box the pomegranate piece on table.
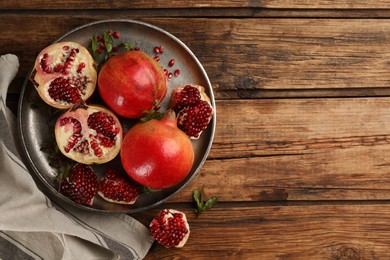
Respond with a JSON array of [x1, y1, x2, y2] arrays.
[[54, 104, 123, 164], [30, 41, 97, 109], [98, 167, 140, 205], [60, 164, 98, 206], [169, 84, 214, 139], [149, 209, 190, 248], [120, 109, 194, 190], [98, 50, 167, 119]]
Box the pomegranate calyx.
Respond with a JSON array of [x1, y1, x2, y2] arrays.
[[68, 100, 88, 112]]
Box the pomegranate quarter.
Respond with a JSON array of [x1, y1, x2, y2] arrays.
[[149, 209, 190, 248], [55, 104, 123, 164], [30, 41, 97, 109], [120, 109, 194, 190], [170, 84, 214, 139], [98, 50, 167, 118]]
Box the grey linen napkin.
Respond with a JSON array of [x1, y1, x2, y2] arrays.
[[0, 54, 154, 260]]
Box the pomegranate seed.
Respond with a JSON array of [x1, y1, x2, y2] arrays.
[[97, 36, 103, 42], [154, 56, 160, 62], [96, 48, 103, 54], [100, 43, 106, 50], [168, 72, 173, 79], [154, 46, 160, 53], [112, 46, 120, 52], [112, 31, 120, 39], [134, 47, 140, 51], [174, 69, 180, 77], [62, 45, 70, 51], [168, 59, 175, 67], [163, 68, 168, 76], [159, 46, 164, 54], [77, 62, 85, 73]]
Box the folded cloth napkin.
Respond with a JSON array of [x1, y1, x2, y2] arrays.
[[0, 54, 153, 260]]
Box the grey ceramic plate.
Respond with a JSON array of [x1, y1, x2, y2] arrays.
[[18, 19, 216, 213]]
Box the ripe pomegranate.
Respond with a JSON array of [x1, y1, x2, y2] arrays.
[[120, 109, 194, 189], [60, 164, 98, 206], [54, 103, 123, 164], [149, 209, 190, 248], [30, 41, 97, 109], [98, 50, 167, 118], [169, 84, 214, 139], [98, 167, 140, 205]]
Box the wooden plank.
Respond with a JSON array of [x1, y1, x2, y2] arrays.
[[135, 203, 390, 259], [3, 0, 390, 10], [166, 97, 390, 202], [3, 17, 390, 98]]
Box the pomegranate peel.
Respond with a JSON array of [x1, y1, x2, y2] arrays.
[[149, 209, 190, 248], [169, 84, 214, 139], [54, 103, 123, 165], [120, 109, 194, 190], [30, 41, 97, 109], [98, 167, 141, 205]]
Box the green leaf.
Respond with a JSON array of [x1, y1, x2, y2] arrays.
[[106, 43, 113, 53], [192, 185, 217, 216]]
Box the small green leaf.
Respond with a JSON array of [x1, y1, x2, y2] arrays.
[[204, 196, 218, 210], [192, 185, 217, 216], [106, 43, 113, 53]]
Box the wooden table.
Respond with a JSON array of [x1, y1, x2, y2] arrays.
[[3, 1, 390, 259]]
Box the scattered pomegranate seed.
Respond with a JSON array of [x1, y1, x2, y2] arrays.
[[163, 68, 168, 76], [174, 69, 180, 77], [159, 46, 164, 54], [112, 31, 120, 39], [96, 48, 103, 54], [154, 56, 160, 62], [168, 72, 173, 79], [112, 46, 119, 52], [100, 43, 106, 50], [168, 59, 175, 67], [134, 47, 140, 51], [97, 36, 103, 42]]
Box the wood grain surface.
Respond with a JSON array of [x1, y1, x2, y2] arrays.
[[3, 1, 390, 259]]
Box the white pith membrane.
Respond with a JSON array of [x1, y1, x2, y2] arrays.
[[31, 41, 97, 109], [149, 209, 190, 248], [54, 105, 122, 164]]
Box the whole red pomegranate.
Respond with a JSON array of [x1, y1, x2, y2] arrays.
[[120, 109, 194, 189], [30, 41, 97, 109], [98, 50, 167, 118], [55, 103, 123, 164]]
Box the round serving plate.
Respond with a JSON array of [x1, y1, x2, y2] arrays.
[[17, 19, 216, 213]]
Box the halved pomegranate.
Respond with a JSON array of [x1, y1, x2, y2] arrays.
[[149, 209, 190, 248], [98, 167, 141, 205], [169, 84, 214, 139], [54, 103, 123, 164], [30, 41, 97, 109], [98, 50, 167, 118]]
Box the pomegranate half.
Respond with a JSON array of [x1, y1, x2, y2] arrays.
[[30, 41, 97, 109], [120, 109, 194, 189], [98, 50, 167, 118], [54, 104, 123, 164]]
